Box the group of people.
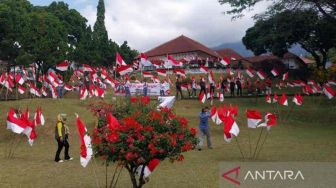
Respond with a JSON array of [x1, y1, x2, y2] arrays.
[[175, 75, 273, 100]]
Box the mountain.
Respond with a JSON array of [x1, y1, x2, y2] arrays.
[[213, 41, 309, 57]]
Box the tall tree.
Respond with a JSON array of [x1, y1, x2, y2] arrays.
[[242, 10, 336, 68]]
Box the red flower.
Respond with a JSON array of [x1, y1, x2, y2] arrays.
[[130, 96, 138, 103], [126, 152, 134, 161], [140, 96, 150, 105], [181, 141, 192, 151], [177, 154, 184, 161], [107, 132, 120, 143], [190, 128, 197, 136], [127, 137, 134, 144]]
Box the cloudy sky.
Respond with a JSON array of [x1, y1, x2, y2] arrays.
[[29, 0, 266, 52]]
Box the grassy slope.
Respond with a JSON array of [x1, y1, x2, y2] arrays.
[[0, 95, 336, 188]]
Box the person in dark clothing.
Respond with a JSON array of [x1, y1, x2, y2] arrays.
[[54, 114, 73, 163], [199, 78, 207, 97], [197, 107, 212, 150], [209, 82, 215, 97], [236, 78, 242, 96], [191, 77, 197, 98], [175, 77, 183, 99], [229, 79, 235, 97]]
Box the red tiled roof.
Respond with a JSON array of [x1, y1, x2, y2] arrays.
[[145, 35, 221, 58], [243, 52, 299, 63], [215, 48, 243, 60]]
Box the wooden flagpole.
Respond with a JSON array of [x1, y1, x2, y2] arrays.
[[235, 137, 245, 160], [252, 128, 264, 159], [255, 130, 269, 160]]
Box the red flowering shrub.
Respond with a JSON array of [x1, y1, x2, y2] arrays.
[[91, 97, 198, 188]]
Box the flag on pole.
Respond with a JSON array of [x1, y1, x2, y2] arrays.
[[15, 73, 25, 85], [273, 93, 279, 103], [266, 94, 271, 103], [7, 108, 27, 134], [292, 94, 303, 106], [18, 85, 26, 94], [258, 113, 277, 130], [279, 93, 288, 106], [282, 72, 289, 81], [156, 69, 167, 77], [167, 55, 182, 67], [223, 115, 240, 143], [271, 68, 279, 77], [80, 86, 88, 100], [34, 107, 45, 126], [116, 52, 127, 66], [199, 91, 206, 103], [140, 53, 152, 67], [256, 70, 266, 80], [220, 56, 231, 66], [117, 65, 133, 76], [246, 110, 262, 128], [246, 67, 254, 78], [210, 106, 218, 123], [200, 66, 209, 73], [136, 158, 160, 178], [56, 60, 69, 71], [75, 114, 92, 167], [323, 84, 335, 99]]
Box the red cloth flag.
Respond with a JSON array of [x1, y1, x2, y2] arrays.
[[76, 114, 92, 167], [7, 108, 27, 134], [279, 93, 288, 106], [116, 52, 127, 66], [56, 60, 69, 71], [246, 110, 262, 128], [223, 115, 240, 142]]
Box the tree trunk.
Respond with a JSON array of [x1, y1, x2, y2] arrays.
[[320, 50, 328, 69], [127, 167, 138, 188]]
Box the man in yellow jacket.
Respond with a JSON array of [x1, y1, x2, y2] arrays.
[[54, 114, 73, 163]]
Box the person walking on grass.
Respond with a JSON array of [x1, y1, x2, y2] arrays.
[[197, 107, 213, 150], [175, 77, 183, 100], [54, 114, 73, 163]]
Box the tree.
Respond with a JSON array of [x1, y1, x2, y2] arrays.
[[119, 41, 139, 65], [91, 97, 198, 188], [218, 0, 336, 22], [242, 10, 336, 68]]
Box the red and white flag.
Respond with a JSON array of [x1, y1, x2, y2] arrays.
[[327, 80, 336, 86], [174, 69, 186, 77], [143, 71, 153, 78], [117, 65, 133, 76], [210, 106, 218, 123], [56, 60, 69, 71], [199, 91, 206, 103], [95, 87, 105, 98], [292, 94, 303, 106], [223, 115, 240, 142], [323, 84, 335, 99], [116, 52, 127, 66], [279, 93, 288, 106], [18, 85, 25, 94], [246, 67, 254, 78], [15, 73, 25, 85], [220, 56, 231, 66], [266, 94, 271, 104], [246, 110, 262, 128], [136, 158, 160, 178], [271, 68, 279, 77], [157, 69, 166, 77], [200, 66, 209, 73], [7, 108, 27, 134], [140, 53, 152, 67], [64, 84, 73, 91], [80, 86, 88, 100], [105, 77, 116, 88], [34, 107, 45, 126], [273, 93, 279, 103], [258, 113, 277, 130], [83, 64, 94, 72], [29, 83, 41, 97], [256, 70, 266, 80], [75, 114, 92, 167], [218, 93, 224, 102], [167, 55, 182, 67], [282, 72, 289, 81], [41, 87, 48, 97]]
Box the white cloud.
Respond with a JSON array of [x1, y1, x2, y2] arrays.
[[79, 0, 267, 52]]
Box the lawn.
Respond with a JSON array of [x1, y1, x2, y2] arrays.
[[0, 93, 336, 188]]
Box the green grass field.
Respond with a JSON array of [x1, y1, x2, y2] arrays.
[[0, 94, 336, 188]]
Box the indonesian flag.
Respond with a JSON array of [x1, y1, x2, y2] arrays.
[[323, 84, 335, 99], [220, 56, 231, 66], [89, 84, 95, 97], [0, 72, 6, 84], [116, 52, 127, 66], [181, 84, 188, 91], [218, 93, 224, 102], [143, 71, 153, 78], [208, 71, 215, 84], [151, 61, 161, 68], [80, 86, 88, 100], [279, 93, 288, 106], [173, 69, 186, 77], [216, 106, 226, 125], [266, 94, 271, 104], [305, 84, 314, 95], [136, 158, 160, 178], [105, 77, 116, 88], [307, 80, 316, 85], [271, 68, 279, 77], [41, 87, 48, 97], [50, 86, 58, 99], [76, 115, 92, 167], [140, 53, 152, 66], [34, 107, 45, 126], [100, 69, 108, 79], [117, 65, 133, 76], [167, 55, 182, 66], [246, 110, 262, 128], [29, 83, 41, 97], [312, 83, 322, 94], [227, 68, 234, 76], [56, 60, 69, 71], [47, 71, 59, 84], [246, 67, 254, 78], [157, 69, 166, 77], [199, 66, 209, 73], [256, 70, 266, 80], [199, 91, 206, 103], [210, 106, 218, 123], [293, 94, 303, 106], [4, 76, 14, 91], [64, 84, 73, 91], [258, 113, 277, 130], [228, 104, 238, 117], [18, 85, 25, 94], [83, 64, 94, 72], [95, 87, 105, 98], [15, 73, 25, 85], [273, 93, 279, 103], [327, 80, 336, 86], [7, 108, 27, 134], [223, 115, 240, 142], [22, 117, 37, 146], [157, 96, 176, 109], [282, 72, 289, 81]]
